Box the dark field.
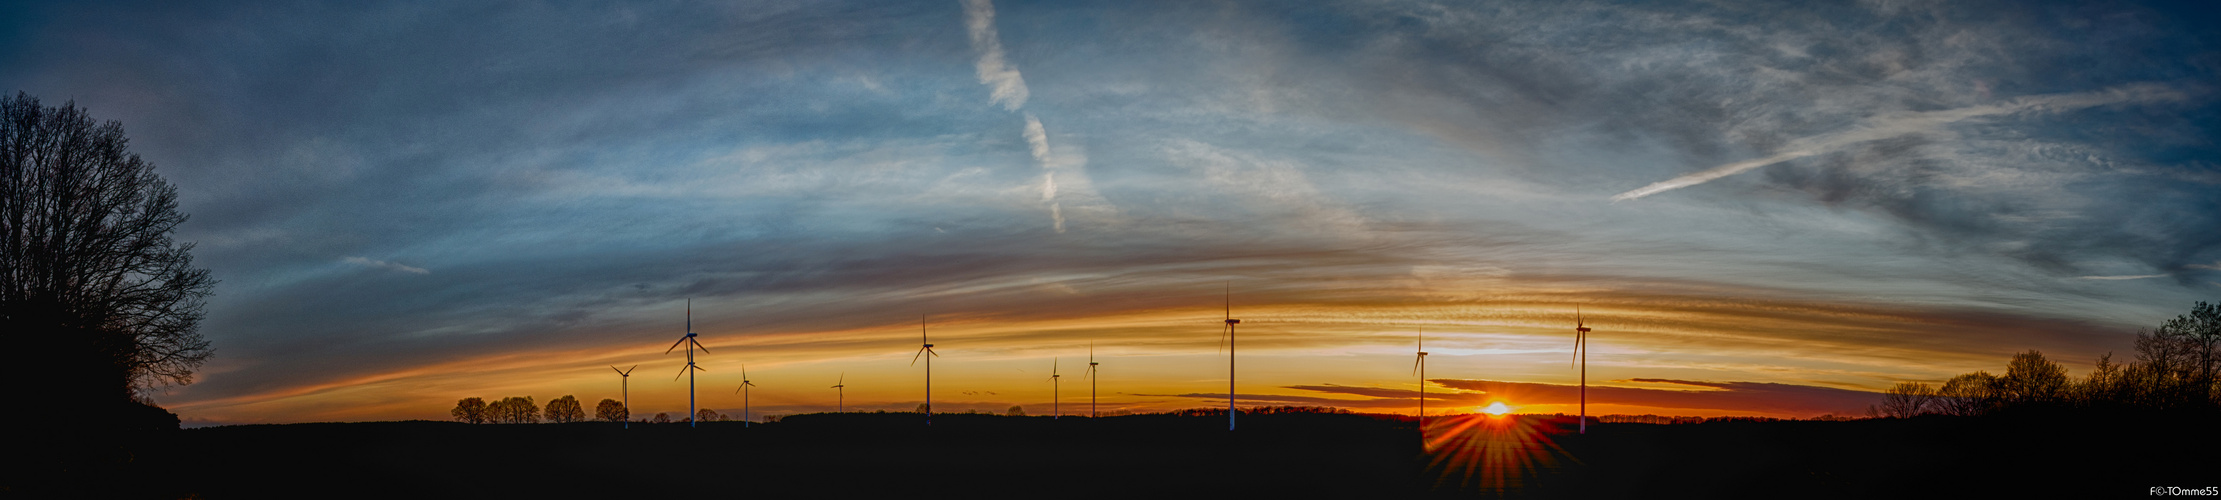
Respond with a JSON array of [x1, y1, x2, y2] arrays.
[[16, 410, 2215, 498]]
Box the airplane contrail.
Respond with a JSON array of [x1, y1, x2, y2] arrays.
[[1611, 84, 2186, 203]]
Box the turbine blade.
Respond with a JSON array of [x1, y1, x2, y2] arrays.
[[1412, 355, 1422, 376], [1218, 323, 1229, 354], [911, 347, 926, 366], [612, 366, 623, 375], [676, 365, 690, 381], [665, 337, 687, 355], [692, 338, 710, 353], [930, 348, 939, 357]]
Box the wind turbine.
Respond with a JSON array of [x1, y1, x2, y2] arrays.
[[910, 314, 939, 425], [611, 365, 636, 429], [666, 299, 710, 428], [1082, 341, 1099, 418], [735, 365, 757, 428], [1572, 306, 1591, 434], [1412, 327, 1427, 434], [1220, 283, 1240, 431], [1049, 357, 1061, 419], [831, 373, 845, 413]]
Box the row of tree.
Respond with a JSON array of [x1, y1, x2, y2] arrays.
[[1879, 301, 2221, 417], [451, 396, 593, 424], [450, 396, 734, 424]]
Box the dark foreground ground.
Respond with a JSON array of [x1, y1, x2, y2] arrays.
[[12, 410, 2216, 498]]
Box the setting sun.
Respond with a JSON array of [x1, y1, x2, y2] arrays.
[[1482, 402, 1511, 416]]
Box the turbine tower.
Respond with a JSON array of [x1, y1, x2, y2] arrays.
[[831, 373, 845, 413], [1082, 341, 1099, 418], [1572, 306, 1591, 434], [1412, 327, 1428, 433], [1049, 357, 1061, 419], [910, 314, 939, 425], [1220, 283, 1240, 431], [666, 299, 710, 428], [611, 365, 636, 429], [735, 365, 757, 428]]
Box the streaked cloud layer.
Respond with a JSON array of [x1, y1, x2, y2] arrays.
[[2, 0, 2215, 424]]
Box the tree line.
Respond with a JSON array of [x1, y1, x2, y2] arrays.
[[1879, 301, 2221, 417], [449, 395, 597, 424], [451, 396, 752, 424]]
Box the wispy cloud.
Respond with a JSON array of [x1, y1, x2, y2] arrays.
[[2076, 274, 2169, 280], [1611, 84, 2188, 202], [1024, 112, 1064, 232], [963, 0, 1086, 233], [341, 256, 428, 275], [961, 0, 1028, 111]]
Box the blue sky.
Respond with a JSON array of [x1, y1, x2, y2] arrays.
[[5, 0, 2217, 423]]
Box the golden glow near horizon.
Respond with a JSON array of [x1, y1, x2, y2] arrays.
[[162, 282, 2121, 426], [1482, 401, 1511, 416]]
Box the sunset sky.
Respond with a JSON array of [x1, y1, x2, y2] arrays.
[[5, 0, 2217, 426]]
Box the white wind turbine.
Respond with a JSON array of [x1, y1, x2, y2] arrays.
[[911, 314, 940, 425], [666, 299, 710, 428], [735, 365, 758, 427], [1083, 341, 1099, 418], [1220, 283, 1240, 431], [1413, 327, 1428, 436], [1572, 306, 1592, 434], [611, 365, 636, 429], [1049, 357, 1061, 419], [831, 373, 845, 413]]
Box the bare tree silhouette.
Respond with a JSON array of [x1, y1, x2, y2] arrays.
[[1880, 382, 1938, 418], [1892, 303, 2221, 415], [1997, 350, 2069, 406], [595, 398, 628, 422], [488, 396, 539, 424], [652, 412, 670, 424], [1935, 372, 1997, 416], [0, 92, 214, 424], [694, 408, 723, 422], [2136, 301, 2221, 408], [544, 395, 585, 423], [451, 397, 489, 424]]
